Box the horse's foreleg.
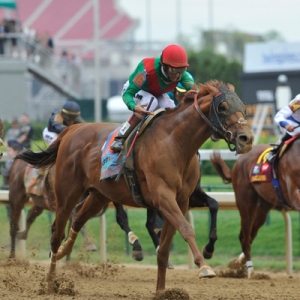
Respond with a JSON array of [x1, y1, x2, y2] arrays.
[[155, 195, 215, 291], [9, 208, 20, 259], [155, 219, 175, 291], [146, 209, 174, 269], [244, 200, 272, 278], [9, 199, 28, 259], [48, 205, 75, 278], [114, 202, 143, 261], [17, 205, 44, 240], [236, 189, 272, 279]]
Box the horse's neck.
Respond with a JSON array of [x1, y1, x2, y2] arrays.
[[171, 103, 211, 156]]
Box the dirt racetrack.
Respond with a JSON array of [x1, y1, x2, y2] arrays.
[[0, 259, 299, 300]]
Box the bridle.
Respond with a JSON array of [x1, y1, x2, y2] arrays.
[[193, 87, 248, 152]]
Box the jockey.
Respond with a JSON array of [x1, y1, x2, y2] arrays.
[[267, 93, 300, 161], [110, 44, 196, 152], [43, 101, 84, 145]]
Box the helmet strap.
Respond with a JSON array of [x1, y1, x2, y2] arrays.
[[160, 65, 174, 83]]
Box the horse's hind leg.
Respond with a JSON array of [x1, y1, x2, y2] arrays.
[[114, 202, 143, 261], [56, 190, 110, 261], [17, 204, 44, 240], [189, 186, 218, 259]]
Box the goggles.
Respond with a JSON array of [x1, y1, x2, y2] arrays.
[[167, 66, 187, 75], [62, 113, 78, 122]]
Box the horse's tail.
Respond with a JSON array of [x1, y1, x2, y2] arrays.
[[210, 151, 232, 184], [15, 130, 66, 169]]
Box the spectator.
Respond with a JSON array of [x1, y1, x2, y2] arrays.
[[5, 19, 18, 57], [23, 24, 36, 57], [17, 113, 33, 149], [58, 50, 70, 83], [1, 140, 23, 189], [1, 140, 23, 220], [4, 118, 20, 147], [70, 53, 81, 87], [0, 19, 8, 55]]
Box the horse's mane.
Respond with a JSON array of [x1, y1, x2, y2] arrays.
[[183, 80, 226, 103], [164, 80, 228, 115]]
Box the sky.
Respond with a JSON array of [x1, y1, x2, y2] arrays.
[[118, 0, 300, 45]]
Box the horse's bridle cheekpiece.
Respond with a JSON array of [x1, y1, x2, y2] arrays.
[[194, 86, 247, 152]]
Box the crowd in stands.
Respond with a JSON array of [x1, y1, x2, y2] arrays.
[[0, 17, 81, 90], [1, 113, 33, 189], [0, 17, 54, 58]]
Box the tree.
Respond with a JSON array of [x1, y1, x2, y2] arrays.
[[187, 49, 243, 96]]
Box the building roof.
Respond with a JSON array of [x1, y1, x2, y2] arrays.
[[0, 0, 138, 53]]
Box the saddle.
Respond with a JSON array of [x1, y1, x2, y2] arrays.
[[100, 108, 165, 208], [119, 108, 165, 208]]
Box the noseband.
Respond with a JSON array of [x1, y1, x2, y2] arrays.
[[193, 87, 247, 152]]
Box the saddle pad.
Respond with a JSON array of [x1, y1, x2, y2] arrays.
[[100, 128, 123, 180], [249, 147, 272, 183], [24, 165, 43, 195]]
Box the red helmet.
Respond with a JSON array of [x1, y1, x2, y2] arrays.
[[161, 44, 189, 68]]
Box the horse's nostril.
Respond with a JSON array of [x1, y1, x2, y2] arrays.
[[238, 134, 250, 143]]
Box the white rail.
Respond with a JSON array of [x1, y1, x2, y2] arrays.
[[0, 190, 293, 275]]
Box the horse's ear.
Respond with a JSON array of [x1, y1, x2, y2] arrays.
[[226, 83, 235, 92]]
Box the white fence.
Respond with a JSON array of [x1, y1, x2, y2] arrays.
[[0, 190, 293, 275]]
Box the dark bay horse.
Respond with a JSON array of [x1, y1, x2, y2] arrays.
[[16, 81, 253, 292], [8, 159, 97, 259], [210, 141, 300, 278]]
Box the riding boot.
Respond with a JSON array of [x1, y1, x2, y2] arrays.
[[267, 132, 291, 162], [110, 113, 141, 152]]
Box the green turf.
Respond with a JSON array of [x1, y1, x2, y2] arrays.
[[1, 204, 300, 271]]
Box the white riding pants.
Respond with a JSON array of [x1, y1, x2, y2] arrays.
[[43, 127, 58, 145], [122, 80, 175, 111]]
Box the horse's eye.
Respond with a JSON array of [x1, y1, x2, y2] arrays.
[[217, 103, 227, 113]]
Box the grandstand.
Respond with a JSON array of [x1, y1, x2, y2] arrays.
[[0, 1, 165, 121]]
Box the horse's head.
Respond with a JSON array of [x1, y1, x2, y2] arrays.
[[193, 81, 253, 154]]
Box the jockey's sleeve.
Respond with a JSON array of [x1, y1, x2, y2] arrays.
[[274, 105, 293, 128], [52, 122, 67, 133], [122, 61, 146, 111], [180, 72, 195, 91]]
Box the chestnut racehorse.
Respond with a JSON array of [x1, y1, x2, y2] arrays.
[[16, 81, 253, 292], [210, 142, 300, 278], [8, 160, 97, 259]]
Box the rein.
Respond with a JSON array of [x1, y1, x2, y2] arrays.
[[193, 90, 248, 152]]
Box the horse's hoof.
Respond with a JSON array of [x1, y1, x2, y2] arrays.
[[85, 243, 97, 252], [202, 246, 214, 259], [132, 250, 144, 261], [198, 265, 216, 279], [167, 260, 174, 269]]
